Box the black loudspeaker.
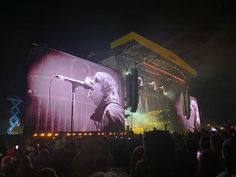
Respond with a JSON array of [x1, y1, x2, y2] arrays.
[[126, 74, 132, 108], [182, 89, 190, 120], [126, 68, 139, 112]]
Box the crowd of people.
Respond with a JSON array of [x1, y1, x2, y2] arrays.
[[0, 124, 235, 177]]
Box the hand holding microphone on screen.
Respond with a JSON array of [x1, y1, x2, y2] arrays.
[[54, 75, 91, 89]]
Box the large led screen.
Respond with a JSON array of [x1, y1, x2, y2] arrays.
[[26, 47, 125, 132], [175, 95, 201, 132]]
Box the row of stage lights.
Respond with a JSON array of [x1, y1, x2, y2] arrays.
[[143, 59, 186, 84], [33, 132, 128, 138], [124, 64, 169, 95], [138, 77, 168, 95]]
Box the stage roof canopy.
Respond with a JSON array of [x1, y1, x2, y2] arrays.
[[111, 32, 197, 78]]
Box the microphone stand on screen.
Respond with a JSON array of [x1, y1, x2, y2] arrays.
[[49, 75, 90, 132]]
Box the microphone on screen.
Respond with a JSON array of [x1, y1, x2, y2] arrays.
[[54, 75, 92, 89]]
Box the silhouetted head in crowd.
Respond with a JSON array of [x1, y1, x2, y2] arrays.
[[199, 135, 210, 152], [143, 130, 176, 177], [198, 150, 223, 177], [221, 137, 236, 173], [72, 137, 115, 177], [0, 156, 12, 173], [89, 169, 128, 177], [36, 167, 58, 177], [90, 171, 118, 177], [35, 148, 49, 170], [210, 134, 224, 154], [130, 145, 144, 177], [17, 155, 35, 177], [18, 155, 34, 169]]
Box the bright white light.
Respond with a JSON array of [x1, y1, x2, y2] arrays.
[[138, 77, 144, 86], [125, 71, 130, 75], [148, 81, 156, 90], [211, 127, 217, 132]]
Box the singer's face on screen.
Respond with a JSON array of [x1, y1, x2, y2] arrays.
[[88, 82, 104, 106]]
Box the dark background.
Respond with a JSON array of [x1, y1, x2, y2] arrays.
[[1, 0, 235, 130]]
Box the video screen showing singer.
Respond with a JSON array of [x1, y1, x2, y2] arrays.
[[85, 72, 125, 132], [26, 48, 125, 132]]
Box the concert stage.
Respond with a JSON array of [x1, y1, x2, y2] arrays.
[[1, 32, 200, 135], [99, 32, 200, 133]]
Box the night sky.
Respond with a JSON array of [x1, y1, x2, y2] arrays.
[[1, 0, 236, 127]]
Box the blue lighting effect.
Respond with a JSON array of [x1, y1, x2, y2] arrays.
[[7, 97, 23, 135]]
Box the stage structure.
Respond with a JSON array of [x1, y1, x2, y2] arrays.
[[99, 32, 200, 132]]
